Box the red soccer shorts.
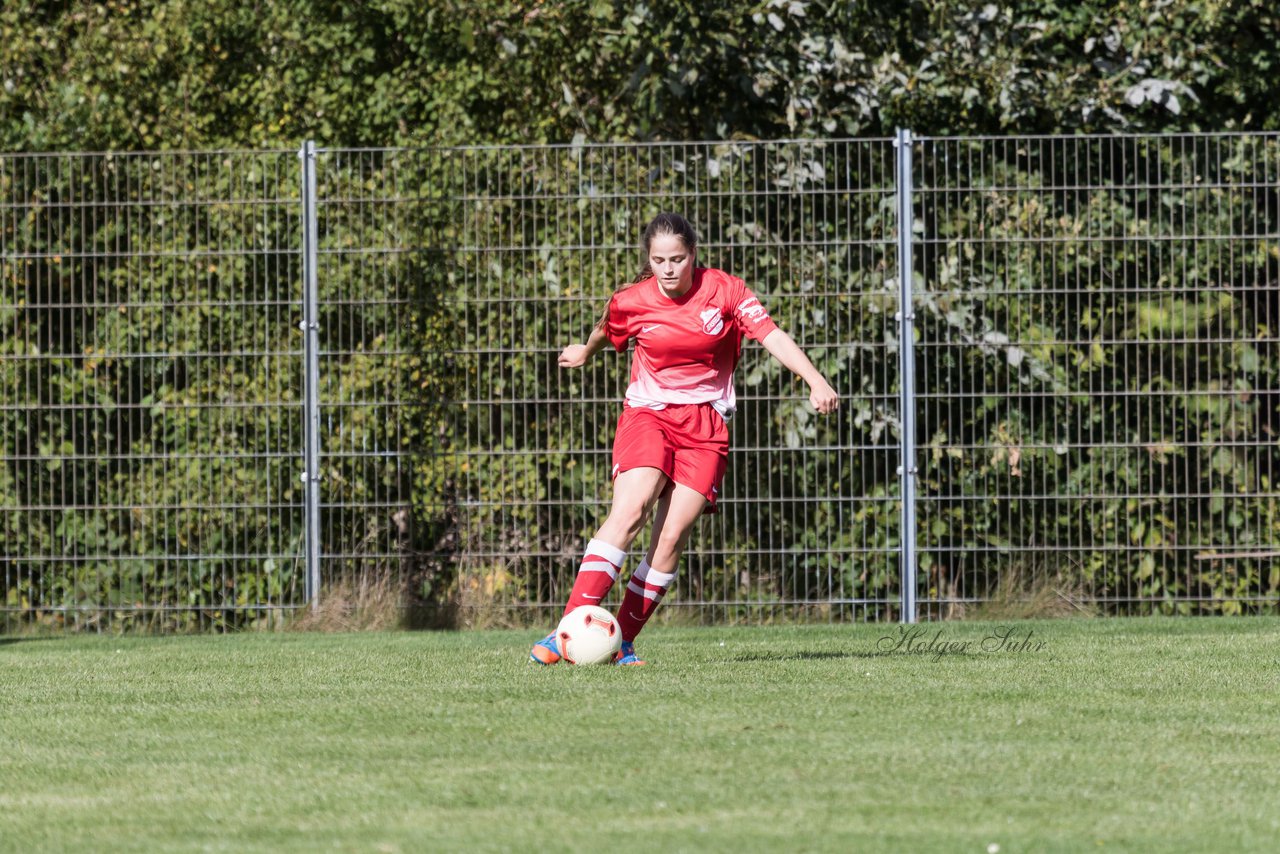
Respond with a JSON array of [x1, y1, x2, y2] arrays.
[[611, 403, 729, 510]]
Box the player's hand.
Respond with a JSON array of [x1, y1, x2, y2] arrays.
[[558, 344, 589, 368], [809, 380, 840, 415]]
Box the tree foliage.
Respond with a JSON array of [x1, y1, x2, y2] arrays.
[[2, 2, 1278, 628], [2, 0, 1277, 151]]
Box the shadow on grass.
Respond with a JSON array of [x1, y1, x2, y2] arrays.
[[732, 649, 978, 662], [0, 637, 63, 648]]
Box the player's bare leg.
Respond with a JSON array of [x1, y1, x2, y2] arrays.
[[531, 467, 669, 665], [614, 482, 707, 664]]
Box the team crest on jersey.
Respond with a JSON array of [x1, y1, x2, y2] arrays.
[[699, 307, 725, 335]]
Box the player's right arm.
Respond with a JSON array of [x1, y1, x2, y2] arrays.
[[558, 323, 610, 368]]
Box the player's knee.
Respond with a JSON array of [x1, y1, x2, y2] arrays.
[[610, 502, 652, 539], [652, 526, 693, 560]]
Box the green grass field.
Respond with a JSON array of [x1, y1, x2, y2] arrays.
[[3, 618, 1279, 853]]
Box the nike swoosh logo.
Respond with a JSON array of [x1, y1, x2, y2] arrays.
[[641, 325, 660, 333]]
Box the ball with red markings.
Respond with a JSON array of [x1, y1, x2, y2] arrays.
[[555, 605, 623, 665]]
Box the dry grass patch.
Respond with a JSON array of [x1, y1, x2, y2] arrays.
[[287, 572, 405, 631]]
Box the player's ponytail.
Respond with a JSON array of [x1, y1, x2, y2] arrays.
[[594, 212, 698, 330]]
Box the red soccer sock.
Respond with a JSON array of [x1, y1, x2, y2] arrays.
[[563, 538, 626, 614], [616, 561, 677, 642]]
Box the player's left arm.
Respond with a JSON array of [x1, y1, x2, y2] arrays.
[[759, 328, 840, 414]]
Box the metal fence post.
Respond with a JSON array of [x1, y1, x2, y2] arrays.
[[300, 140, 321, 609], [895, 128, 919, 624]]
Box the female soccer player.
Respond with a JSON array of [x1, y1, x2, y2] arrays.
[[531, 212, 840, 666]]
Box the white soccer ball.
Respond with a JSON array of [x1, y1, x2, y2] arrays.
[[556, 605, 623, 665]]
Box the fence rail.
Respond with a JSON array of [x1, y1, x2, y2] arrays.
[[2, 133, 1277, 631]]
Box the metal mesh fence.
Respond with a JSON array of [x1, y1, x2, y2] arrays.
[[1, 151, 305, 630], [911, 134, 1280, 616], [2, 134, 1277, 631], [315, 141, 902, 626], [308, 148, 448, 620]]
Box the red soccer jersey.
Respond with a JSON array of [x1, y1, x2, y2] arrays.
[[604, 267, 778, 419]]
